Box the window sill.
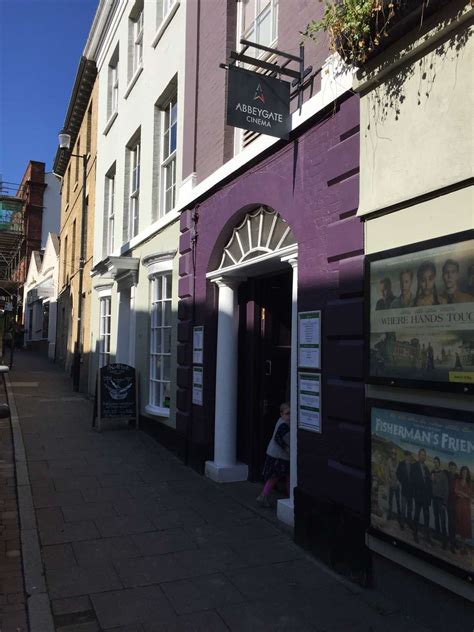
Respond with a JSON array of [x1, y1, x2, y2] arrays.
[[124, 66, 143, 99], [145, 404, 170, 418], [103, 111, 118, 136], [152, 1, 180, 48]]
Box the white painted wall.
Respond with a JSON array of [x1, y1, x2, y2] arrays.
[[42, 173, 61, 248], [92, 0, 186, 268]]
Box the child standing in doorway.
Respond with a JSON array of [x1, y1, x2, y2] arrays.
[[257, 402, 291, 508]]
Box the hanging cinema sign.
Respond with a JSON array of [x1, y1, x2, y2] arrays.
[[226, 66, 290, 139]]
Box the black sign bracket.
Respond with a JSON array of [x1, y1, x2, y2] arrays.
[[221, 39, 313, 113]]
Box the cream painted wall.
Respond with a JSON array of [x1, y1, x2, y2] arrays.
[[365, 186, 474, 254], [356, 3, 473, 217]]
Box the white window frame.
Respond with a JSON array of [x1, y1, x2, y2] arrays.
[[133, 9, 144, 75], [106, 172, 115, 254], [160, 95, 177, 216], [158, 0, 176, 24], [111, 63, 119, 114], [241, 0, 278, 53], [99, 296, 112, 368], [128, 141, 140, 239], [149, 272, 172, 414]]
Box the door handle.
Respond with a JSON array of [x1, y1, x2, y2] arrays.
[[265, 360, 272, 376]]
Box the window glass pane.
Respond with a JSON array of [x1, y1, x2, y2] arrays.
[[257, 7, 271, 46], [163, 327, 171, 353], [163, 382, 171, 408], [261, 210, 276, 246], [250, 212, 260, 249], [155, 356, 162, 379], [155, 275, 162, 300], [165, 274, 172, 299], [170, 122, 177, 154], [171, 100, 177, 125], [163, 129, 170, 160], [165, 184, 173, 214], [156, 301, 163, 326], [156, 329, 163, 353], [162, 355, 171, 381], [164, 301, 171, 326], [243, 0, 256, 32]]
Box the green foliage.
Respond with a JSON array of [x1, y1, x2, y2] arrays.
[[304, 0, 410, 65]]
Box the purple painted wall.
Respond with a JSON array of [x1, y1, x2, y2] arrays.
[[178, 93, 365, 518], [182, 0, 332, 185]]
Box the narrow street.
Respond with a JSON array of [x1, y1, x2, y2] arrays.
[[3, 350, 431, 632]]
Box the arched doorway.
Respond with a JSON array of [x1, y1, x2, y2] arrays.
[[205, 206, 298, 525]]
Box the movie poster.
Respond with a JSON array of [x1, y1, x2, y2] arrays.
[[369, 238, 474, 387], [371, 406, 474, 574]]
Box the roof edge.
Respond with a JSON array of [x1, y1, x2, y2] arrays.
[[52, 57, 97, 177]]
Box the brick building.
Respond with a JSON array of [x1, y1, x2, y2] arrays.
[[0, 161, 59, 334], [53, 57, 98, 393]]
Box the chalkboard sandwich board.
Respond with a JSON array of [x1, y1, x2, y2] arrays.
[[93, 363, 138, 432]]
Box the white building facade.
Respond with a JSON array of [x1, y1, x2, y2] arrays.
[[23, 233, 60, 359], [87, 0, 186, 437]]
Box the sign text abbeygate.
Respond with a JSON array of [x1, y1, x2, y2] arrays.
[[226, 66, 290, 139]]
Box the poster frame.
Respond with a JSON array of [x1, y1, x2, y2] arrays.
[[367, 398, 474, 584], [365, 229, 474, 394], [193, 326, 204, 365], [298, 310, 321, 370], [297, 371, 322, 433], [192, 365, 203, 406]]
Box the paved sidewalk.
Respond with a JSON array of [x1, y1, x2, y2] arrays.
[[7, 350, 432, 632], [0, 376, 28, 632]]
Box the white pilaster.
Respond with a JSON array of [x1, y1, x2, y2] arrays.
[[205, 276, 248, 483], [129, 284, 136, 367], [277, 255, 298, 526]]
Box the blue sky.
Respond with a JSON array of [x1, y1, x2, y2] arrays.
[[0, 0, 98, 191]]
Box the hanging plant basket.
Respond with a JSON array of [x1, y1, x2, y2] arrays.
[[305, 0, 456, 67]]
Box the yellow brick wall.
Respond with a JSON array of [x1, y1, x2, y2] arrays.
[[57, 80, 98, 392]]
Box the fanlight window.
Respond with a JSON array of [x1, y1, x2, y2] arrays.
[[218, 206, 295, 271]]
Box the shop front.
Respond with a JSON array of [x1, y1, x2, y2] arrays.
[[177, 91, 366, 568]]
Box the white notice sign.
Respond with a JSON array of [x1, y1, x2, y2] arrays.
[[192, 366, 203, 406], [298, 311, 321, 369], [298, 372, 321, 433], [193, 326, 204, 364]]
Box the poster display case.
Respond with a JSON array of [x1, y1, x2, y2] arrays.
[[369, 400, 473, 582], [366, 231, 474, 393]]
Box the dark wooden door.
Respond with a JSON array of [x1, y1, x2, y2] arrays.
[[237, 271, 292, 480]]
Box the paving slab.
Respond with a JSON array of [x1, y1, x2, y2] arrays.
[[161, 572, 246, 614], [46, 563, 123, 599], [113, 552, 198, 587], [143, 610, 230, 631], [72, 536, 141, 565], [130, 528, 197, 556], [90, 586, 176, 629]]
